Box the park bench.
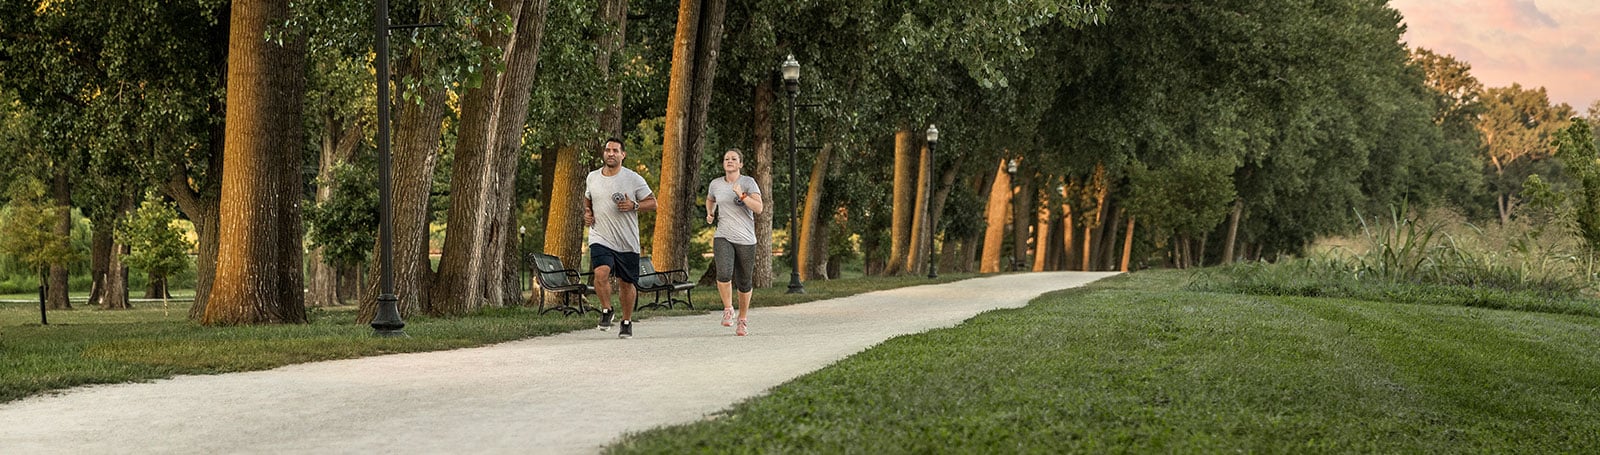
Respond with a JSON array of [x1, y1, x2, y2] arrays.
[[634, 256, 695, 311], [528, 252, 595, 316]]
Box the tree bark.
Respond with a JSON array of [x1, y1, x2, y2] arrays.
[[47, 167, 71, 310], [751, 79, 775, 287], [102, 193, 136, 310], [204, 0, 308, 325], [88, 224, 112, 307], [980, 158, 1012, 273], [357, 69, 448, 323], [908, 142, 930, 275], [1032, 190, 1051, 272], [1011, 166, 1035, 272], [1221, 198, 1242, 265], [886, 128, 916, 275], [798, 144, 832, 280], [1121, 215, 1135, 272], [433, 0, 550, 315], [308, 111, 361, 307], [653, 0, 726, 273]]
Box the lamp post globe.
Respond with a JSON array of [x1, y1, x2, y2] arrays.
[[925, 124, 939, 279], [783, 54, 805, 294]]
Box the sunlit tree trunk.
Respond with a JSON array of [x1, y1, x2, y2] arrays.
[[1032, 189, 1052, 272], [908, 142, 930, 275], [1121, 215, 1135, 272], [798, 144, 832, 280], [885, 128, 916, 275], [653, 0, 726, 272], [981, 158, 1012, 273], [204, 0, 308, 325]]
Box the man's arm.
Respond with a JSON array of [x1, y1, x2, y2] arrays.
[[583, 197, 595, 226], [634, 196, 657, 212]]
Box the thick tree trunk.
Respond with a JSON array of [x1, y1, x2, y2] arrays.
[[908, 142, 931, 275], [1032, 191, 1051, 272], [885, 128, 916, 275], [1121, 215, 1135, 272], [797, 143, 831, 280], [1099, 205, 1121, 271], [47, 168, 71, 310], [751, 80, 775, 287], [653, 0, 725, 273], [204, 0, 308, 325], [358, 74, 448, 323], [433, 0, 550, 315], [980, 158, 1011, 273], [170, 100, 224, 320], [103, 194, 135, 310], [88, 225, 112, 307], [927, 157, 958, 274], [543, 146, 587, 262], [1222, 198, 1242, 265], [1060, 198, 1075, 271], [655, 0, 699, 273], [1010, 167, 1034, 272]]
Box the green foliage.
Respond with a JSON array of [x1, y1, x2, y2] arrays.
[[305, 160, 379, 269], [116, 195, 194, 283], [0, 178, 75, 275], [1553, 120, 1600, 254]]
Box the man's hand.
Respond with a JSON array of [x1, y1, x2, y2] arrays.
[[583, 209, 594, 226], [615, 198, 635, 212]]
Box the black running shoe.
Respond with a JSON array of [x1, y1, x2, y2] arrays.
[[619, 320, 633, 339], [597, 308, 614, 331]]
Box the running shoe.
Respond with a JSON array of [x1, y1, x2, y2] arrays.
[[597, 308, 614, 331], [619, 320, 633, 339], [736, 318, 747, 337], [722, 307, 734, 327]]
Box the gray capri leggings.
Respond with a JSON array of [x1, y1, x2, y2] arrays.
[[713, 237, 756, 292]]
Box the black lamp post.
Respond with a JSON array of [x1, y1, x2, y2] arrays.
[[518, 225, 527, 292], [782, 54, 805, 294], [1004, 158, 1019, 272], [925, 124, 939, 279], [370, 0, 440, 337]]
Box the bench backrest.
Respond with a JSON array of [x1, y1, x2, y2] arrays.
[[637, 257, 664, 288], [529, 252, 575, 287]]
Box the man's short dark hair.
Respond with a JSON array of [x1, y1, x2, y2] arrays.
[[605, 137, 624, 148]]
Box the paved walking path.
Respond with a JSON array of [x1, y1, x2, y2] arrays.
[[0, 272, 1117, 454]]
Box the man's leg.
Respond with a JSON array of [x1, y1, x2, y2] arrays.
[[593, 265, 613, 311], [620, 282, 637, 321]]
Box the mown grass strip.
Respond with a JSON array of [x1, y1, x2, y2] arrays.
[[609, 270, 1600, 453]]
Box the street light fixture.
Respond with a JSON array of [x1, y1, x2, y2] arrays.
[[925, 124, 939, 279], [782, 54, 805, 294], [370, 0, 441, 337]]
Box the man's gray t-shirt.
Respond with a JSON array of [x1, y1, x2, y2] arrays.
[[585, 167, 653, 253], [707, 175, 761, 246]]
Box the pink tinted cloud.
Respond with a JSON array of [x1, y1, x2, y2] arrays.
[[1391, 0, 1599, 110]]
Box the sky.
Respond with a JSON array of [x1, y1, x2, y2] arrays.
[[1388, 0, 1599, 111]]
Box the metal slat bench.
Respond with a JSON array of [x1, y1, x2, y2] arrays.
[[634, 257, 695, 311]]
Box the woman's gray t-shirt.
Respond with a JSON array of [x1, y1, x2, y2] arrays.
[[585, 167, 653, 253], [707, 175, 761, 245]]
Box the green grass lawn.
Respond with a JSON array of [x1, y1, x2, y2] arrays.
[[608, 270, 1600, 453], [0, 272, 974, 404]]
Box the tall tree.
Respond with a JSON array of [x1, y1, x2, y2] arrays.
[[203, 0, 309, 325], [652, 0, 727, 273], [433, 0, 551, 314], [1478, 84, 1574, 224]]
